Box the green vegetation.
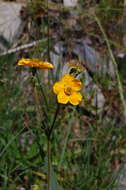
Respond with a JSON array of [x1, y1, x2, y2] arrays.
[[0, 0, 126, 189]]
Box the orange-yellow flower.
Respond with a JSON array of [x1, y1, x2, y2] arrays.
[[17, 58, 54, 69], [53, 74, 82, 105]]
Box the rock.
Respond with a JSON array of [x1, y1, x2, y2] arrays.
[[73, 39, 116, 78], [63, 0, 78, 7], [50, 42, 65, 80], [0, 2, 25, 52]]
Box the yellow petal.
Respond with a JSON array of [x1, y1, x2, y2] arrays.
[[57, 90, 69, 104], [71, 79, 82, 91], [69, 92, 82, 105], [53, 81, 64, 94], [61, 74, 82, 91], [18, 58, 54, 69], [61, 74, 74, 82], [37, 61, 54, 69], [18, 58, 31, 66]]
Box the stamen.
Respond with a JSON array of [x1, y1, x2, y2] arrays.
[[64, 87, 72, 96]]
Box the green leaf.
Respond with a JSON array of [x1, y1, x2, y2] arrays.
[[70, 138, 96, 141]]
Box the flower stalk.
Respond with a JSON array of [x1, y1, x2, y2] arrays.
[[46, 103, 60, 190], [47, 137, 51, 190]]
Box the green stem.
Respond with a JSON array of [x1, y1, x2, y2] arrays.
[[47, 137, 51, 190], [36, 71, 49, 110], [46, 103, 60, 190], [47, 0, 50, 61], [48, 103, 60, 138], [33, 75, 50, 132], [47, 0, 51, 186]]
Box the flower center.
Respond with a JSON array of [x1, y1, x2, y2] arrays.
[[64, 87, 72, 96]]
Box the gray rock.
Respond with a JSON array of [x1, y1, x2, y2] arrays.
[[0, 2, 24, 52], [63, 0, 78, 7], [50, 42, 65, 79], [73, 40, 116, 78]]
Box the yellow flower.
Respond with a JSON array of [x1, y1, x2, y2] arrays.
[[17, 58, 54, 69], [53, 74, 82, 105]]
